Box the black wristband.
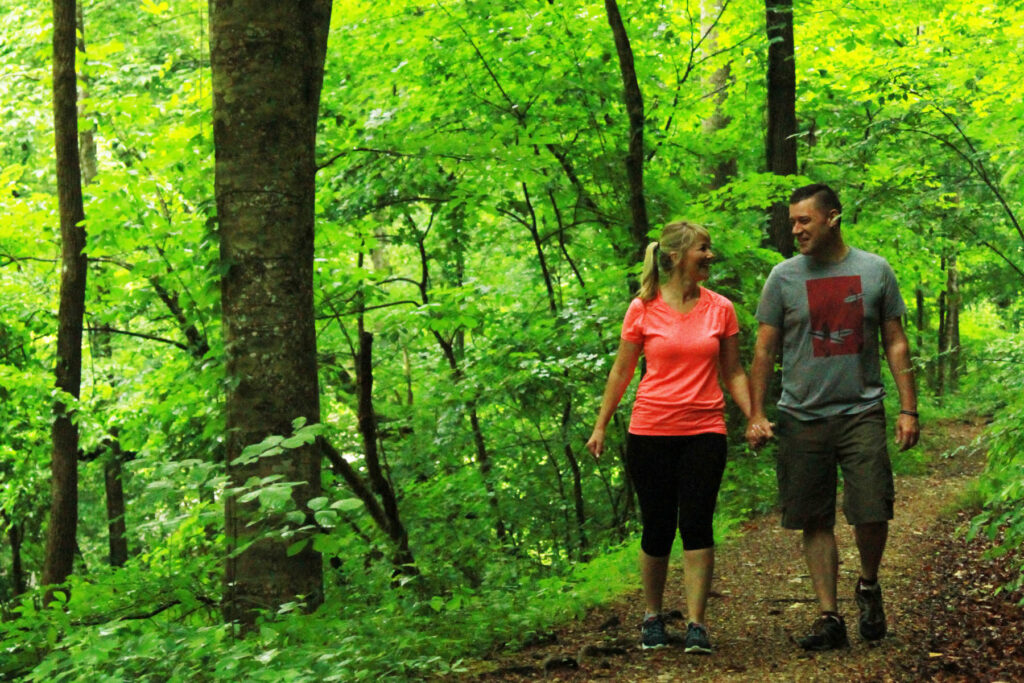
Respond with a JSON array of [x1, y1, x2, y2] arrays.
[[899, 409, 919, 418]]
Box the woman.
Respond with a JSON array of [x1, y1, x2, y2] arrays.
[[586, 221, 751, 654]]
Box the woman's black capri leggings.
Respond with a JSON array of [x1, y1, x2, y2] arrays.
[[626, 432, 727, 556]]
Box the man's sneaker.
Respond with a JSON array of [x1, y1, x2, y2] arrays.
[[796, 613, 849, 651], [640, 614, 669, 649], [684, 622, 712, 654], [855, 579, 887, 640]]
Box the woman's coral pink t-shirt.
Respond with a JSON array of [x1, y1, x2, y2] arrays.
[[621, 288, 739, 436]]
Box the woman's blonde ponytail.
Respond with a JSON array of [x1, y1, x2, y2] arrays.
[[637, 241, 661, 301]]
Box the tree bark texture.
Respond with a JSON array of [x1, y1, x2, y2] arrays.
[[42, 0, 87, 594], [765, 0, 797, 257], [605, 0, 650, 261], [104, 443, 128, 567], [209, 0, 331, 624]]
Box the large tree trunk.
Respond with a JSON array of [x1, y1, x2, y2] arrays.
[[42, 0, 87, 595], [765, 0, 797, 257], [605, 0, 649, 261], [210, 0, 331, 626]]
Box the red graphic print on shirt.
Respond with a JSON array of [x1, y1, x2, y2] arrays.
[[805, 276, 864, 357]]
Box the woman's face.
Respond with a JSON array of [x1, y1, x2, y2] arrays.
[[677, 237, 713, 282]]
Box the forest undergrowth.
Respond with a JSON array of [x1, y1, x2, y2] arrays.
[[459, 417, 1024, 682]]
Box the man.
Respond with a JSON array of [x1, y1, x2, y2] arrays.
[[746, 183, 920, 651]]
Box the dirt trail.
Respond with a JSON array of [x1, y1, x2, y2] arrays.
[[465, 418, 1024, 681]]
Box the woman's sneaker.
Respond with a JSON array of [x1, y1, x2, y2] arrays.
[[855, 579, 887, 640], [684, 622, 712, 654], [640, 614, 669, 649]]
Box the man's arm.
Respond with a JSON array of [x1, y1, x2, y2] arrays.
[[881, 316, 920, 451], [746, 322, 781, 449]]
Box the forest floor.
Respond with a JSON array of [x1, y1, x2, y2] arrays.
[[458, 418, 1024, 682]]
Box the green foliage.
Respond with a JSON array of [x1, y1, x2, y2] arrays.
[[967, 333, 1024, 597], [3, 0, 1024, 678]]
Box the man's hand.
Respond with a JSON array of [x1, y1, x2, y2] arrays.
[[746, 416, 774, 450], [895, 412, 920, 451]]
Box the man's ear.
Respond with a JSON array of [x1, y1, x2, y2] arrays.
[[829, 212, 841, 227]]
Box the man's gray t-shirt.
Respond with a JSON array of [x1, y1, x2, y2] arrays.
[[755, 248, 907, 420]]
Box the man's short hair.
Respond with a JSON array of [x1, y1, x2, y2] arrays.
[[789, 183, 842, 218]]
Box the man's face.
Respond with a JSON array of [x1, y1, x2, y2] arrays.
[[789, 197, 839, 257]]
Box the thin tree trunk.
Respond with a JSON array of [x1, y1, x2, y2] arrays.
[[76, 2, 130, 569], [210, 0, 331, 625], [944, 254, 961, 392], [3, 511, 26, 597], [702, 0, 737, 189], [76, 3, 96, 187], [355, 329, 416, 572], [42, 0, 87, 595], [104, 439, 128, 567], [914, 287, 925, 358], [765, 0, 797, 256], [936, 255, 948, 396], [605, 0, 649, 261], [561, 402, 588, 555]]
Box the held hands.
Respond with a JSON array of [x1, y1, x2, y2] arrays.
[[745, 416, 774, 450]]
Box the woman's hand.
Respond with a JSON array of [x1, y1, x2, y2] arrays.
[[586, 428, 605, 458], [745, 416, 774, 450]]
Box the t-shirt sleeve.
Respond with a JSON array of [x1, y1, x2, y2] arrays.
[[755, 268, 784, 328], [722, 299, 740, 337], [620, 298, 646, 343], [880, 259, 907, 320]]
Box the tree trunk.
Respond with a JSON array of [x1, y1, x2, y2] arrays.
[[765, 0, 797, 257], [943, 254, 961, 392], [702, 0, 737, 190], [604, 0, 649, 261], [210, 0, 331, 625], [42, 0, 87, 596], [560, 401, 588, 555], [3, 511, 26, 597], [104, 439, 128, 567], [355, 330, 416, 572], [936, 255, 948, 396], [76, 1, 97, 187]]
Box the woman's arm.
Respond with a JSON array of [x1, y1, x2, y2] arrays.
[[586, 338, 643, 457], [719, 333, 752, 420], [746, 322, 780, 449]]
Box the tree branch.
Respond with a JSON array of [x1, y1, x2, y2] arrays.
[[86, 325, 189, 351]]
